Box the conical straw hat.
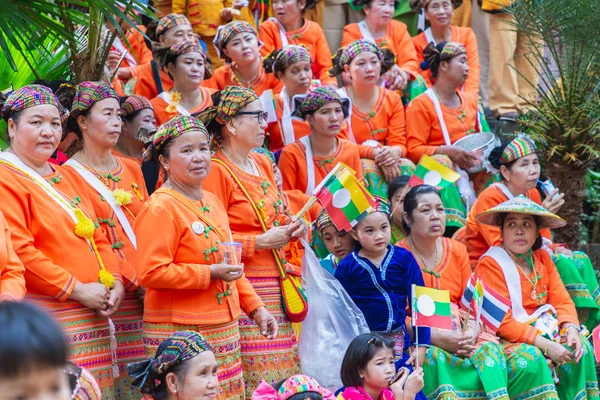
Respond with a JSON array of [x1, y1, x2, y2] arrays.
[[476, 195, 566, 229]]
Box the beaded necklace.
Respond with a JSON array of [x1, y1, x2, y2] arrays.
[[408, 236, 441, 278]]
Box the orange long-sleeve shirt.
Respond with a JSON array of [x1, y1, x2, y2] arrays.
[[62, 157, 149, 292], [259, 19, 336, 87], [412, 26, 480, 95], [150, 86, 216, 126], [203, 65, 284, 97], [0, 211, 26, 301], [278, 138, 363, 194], [465, 185, 552, 267], [0, 163, 121, 301], [339, 87, 407, 159], [135, 188, 264, 324], [121, 25, 153, 68], [266, 92, 311, 151], [405, 90, 479, 163], [475, 249, 579, 344], [132, 61, 174, 101], [341, 20, 420, 79]]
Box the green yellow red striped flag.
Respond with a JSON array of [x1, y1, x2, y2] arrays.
[[412, 284, 452, 330], [409, 154, 461, 189]]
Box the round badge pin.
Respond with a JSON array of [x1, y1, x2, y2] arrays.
[[192, 221, 205, 235]]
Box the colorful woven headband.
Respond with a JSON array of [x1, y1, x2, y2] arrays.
[[156, 13, 190, 37], [275, 45, 311, 71], [128, 331, 214, 393], [371, 196, 391, 215], [71, 81, 119, 117], [476, 195, 566, 229], [153, 115, 209, 151], [315, 209, 335, 232], [170, 40, 205, 58], [253, 375, 336, 400], [421, 41, 466, 72], [252, 147, 276, 166], [410, 0, 462, 12], [441, 42, 466, 60], [121, 95, 153, 118], [292, 86, 350, 120], [339, 39, 382, 68], [213, 21, 258, 60], [1, 84, 68, 122], [215, 86, 259, 124], [500, 136, 537, 164]]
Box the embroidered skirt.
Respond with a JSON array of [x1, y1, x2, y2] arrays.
[[361, 158, 415, 199], [239, 276, 301, 399], [502, 342, 559, 399], [143, 319, 245, 400]]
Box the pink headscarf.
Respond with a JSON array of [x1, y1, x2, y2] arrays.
[[252, 375, 336, 400]]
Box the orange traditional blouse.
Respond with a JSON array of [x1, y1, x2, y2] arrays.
[[341, 20, 420, 79], [135, 188, 264, 324], [278, 138, 363, 194], [259, 18, 337, 86], [266, 92, 311, 151], [339, 87, 407, 159], [150, 86, 217, 126], [203, 65, 284, 97], [111, 148, 142, 166], [120, 25, 153, 69], [405, 90, 479, 163], [62, 156, 149, 292], [132, 61, 174, 101], [412, 26, 480, 95], [0, 210, 26, 301], [0, 163, 121, 301], [475, 248, 579, 344]]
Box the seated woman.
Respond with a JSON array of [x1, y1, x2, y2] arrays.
[[258, 0, 336, 87], [206, 21, 284, 97], [314, 209, 356, 275], [278, 86, 362, 194], [341, 0, 421, 93], [475, 195, 598, 399], [116, 95, 156, 165], [128, 331, 219, 399], [330, 39, 415, 198], [387, 175, 410, 243], [412, 0, 480, 95], [263, 45, 315, 151], [151, 40, 215, 125], [465, 137, 600, 329]]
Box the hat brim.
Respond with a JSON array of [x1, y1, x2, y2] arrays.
[[476, 208, 566, 229]]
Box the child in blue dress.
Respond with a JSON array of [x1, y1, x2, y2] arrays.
[[315, 209, 357, 275]]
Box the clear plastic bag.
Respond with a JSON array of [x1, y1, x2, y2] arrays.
[[299, 240, 370, 392]]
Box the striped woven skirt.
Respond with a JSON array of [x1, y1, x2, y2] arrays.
[[28, 295, 116, 400], [143, 319, 245, 400], [111, 292, 145, 400], [239, 276, 302, 399]]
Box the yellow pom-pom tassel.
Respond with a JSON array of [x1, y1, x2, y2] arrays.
[[74, 208, 96, 240], [113, 188, 133, 206], [99, 268, 115, 289]]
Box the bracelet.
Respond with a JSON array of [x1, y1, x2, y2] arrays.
[[543, 343, 549, 356], [566, 324, 580, 333]]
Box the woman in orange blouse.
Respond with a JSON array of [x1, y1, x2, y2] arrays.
[[0, 211, 26, 302], [331, 39, 415, 198], [150, 40, 216, 125], [0, 85, 124, 397], [278, 86, 362, 194], [200, 86, 306, 397], [205, 21, 284, 97], [258, 0, 336, 87], [475, 196, 598, 399], [115, 95, 156, 165], [61, 81, 147, 399], [135, 115, 276, 400], [412, 0, 480, 95]]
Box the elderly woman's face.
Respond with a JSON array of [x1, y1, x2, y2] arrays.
[[160, 130, 212, 188], [8, 104, 62, 168], [233, 100, 268, 148], [167, 351, 219, 400], [224, 32, 259, 65], [160, 24, 195, 46], [501, 213, 538, 255], [365, 0, 395, 25], [425, 0, 453, 26], [78, 98, 122, 149], [404, 192, 446, 239]]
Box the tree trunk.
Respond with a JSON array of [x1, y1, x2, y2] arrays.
[[545, 162, 587, 249]]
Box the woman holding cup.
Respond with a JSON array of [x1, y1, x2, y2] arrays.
[[135, 115, 278, 399]]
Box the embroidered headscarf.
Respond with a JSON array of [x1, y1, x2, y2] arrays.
[[329, 39, 396, 77], [292, 86, 350, 120], [156, 13, 190, 37], [263, 45, 312, 76], [153, 115, 210, 151], [128, 331, 214, 394], [120, 95, 153, 119], [253, 375, 336, 400], [488, 135, 537, 170], [197, 86, 259, 127], [421, 41, 467, 73], [0, 84, 69, 122], [409, 0, 462, 13], [315, 209, 335, 233], [213, 21, 259, 61], [70, 81, 119, 118], [153, 40, 212, 79]]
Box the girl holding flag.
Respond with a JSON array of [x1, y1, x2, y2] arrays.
[[334, 197, 429, 400]]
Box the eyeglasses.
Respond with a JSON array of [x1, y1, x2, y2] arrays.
[[236, 110, 268, 123]]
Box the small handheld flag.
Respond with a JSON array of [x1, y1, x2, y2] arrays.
[[409, 154, 461, 189], [412, 285, 452, 330], [461, 274, 510, 333]]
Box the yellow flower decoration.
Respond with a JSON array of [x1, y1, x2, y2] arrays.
[[166, 91, 182, 113], [73, 208, 114, 288], [113, 188, 133, 206]]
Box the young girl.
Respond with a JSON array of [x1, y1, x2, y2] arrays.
[[339, 333, 424, 400], [253, 374, 336, 399], [315, 209, 357, 275], [334, 198, 429, 400], [387, 175, 411, 243]]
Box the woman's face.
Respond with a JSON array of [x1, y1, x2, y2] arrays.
[[123, 108, 156, 138], [364, 0, 395, 26], [0, 366, 71, 400], [170, 51, 206, 89], [160, 130, 212, 188], [8, 105, 62, 168], [352, 212, 391, 253], [78, 98, 122, 149], [224, 32, 259, 66], [501, 153, 540, 193], [279, 60, 312, 96], [390, 185, 410, 227], [404, 192, 446, 239], [167, 352, 219, 400], [501, 213, 538, 255], [441, 54, 469, 86], [321, 226, 355, 259], [346, 52, 381, 86], [425, 0, 453, 27], [273, 0, 305, 27], [160, 24, 195, 46], [230, 100, 268, 149], [306, 102, 344, 137]]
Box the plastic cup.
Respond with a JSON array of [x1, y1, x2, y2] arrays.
[[222, 242, 242, 268]]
